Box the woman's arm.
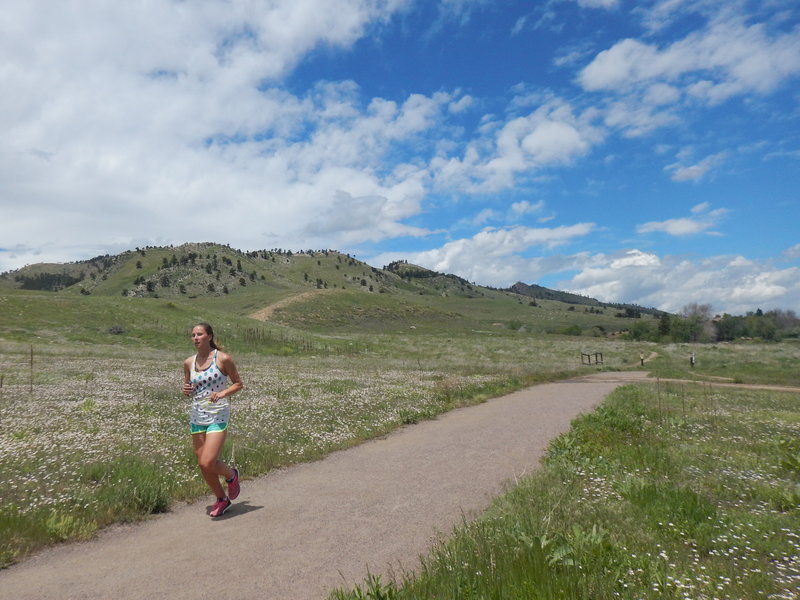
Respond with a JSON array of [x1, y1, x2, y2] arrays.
[[182, 357, 194, 396]]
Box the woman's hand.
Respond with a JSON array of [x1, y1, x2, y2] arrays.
[[182, 382, 194, 396], [208, 390, 230, 402]]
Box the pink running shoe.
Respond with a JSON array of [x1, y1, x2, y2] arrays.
[[209, 497, 232, 518], [227, 468, 240, 500]]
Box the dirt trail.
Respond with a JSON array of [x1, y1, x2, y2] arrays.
[[249, 289, 338, 321], [6, 371, 794, 600]]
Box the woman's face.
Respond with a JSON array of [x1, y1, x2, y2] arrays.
[[191, 326, 211, 349]]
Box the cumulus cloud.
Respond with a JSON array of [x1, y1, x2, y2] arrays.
[[576, 12, 800, 139], [636, 203, 728, 237], [579, 17, 800, 100], [0, 0, 459, 270], [370, 222, 596, 285], [0, 0, 617, 272], [303, 190, 432, 244], [371, 238, 800, 314], [431, 98, 602, 192], [560, 250, 800, 314]]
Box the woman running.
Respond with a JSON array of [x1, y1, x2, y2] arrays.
[[182, 322, 243, 517]]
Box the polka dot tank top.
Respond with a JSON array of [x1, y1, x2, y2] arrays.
[[189, 350, 231, 426]]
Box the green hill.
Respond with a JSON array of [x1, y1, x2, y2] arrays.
[[0, 243, 662, 345], [509, 281, 663, 318]]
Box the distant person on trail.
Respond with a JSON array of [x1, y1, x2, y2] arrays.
[[182, 322, 243, 518]]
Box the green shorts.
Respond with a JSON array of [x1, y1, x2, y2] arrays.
[[190, 422, 228, 435]]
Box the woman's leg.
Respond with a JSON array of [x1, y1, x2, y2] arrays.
[[192, 431, 234, 498]]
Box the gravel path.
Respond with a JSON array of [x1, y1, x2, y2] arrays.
[[0, 371, 649, 600]]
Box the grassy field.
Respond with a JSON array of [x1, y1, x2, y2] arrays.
[[0, 330, 642, 568], [332, 381, 800, 600], [2, 282, 798, 596], [644, 340, 800, 387]]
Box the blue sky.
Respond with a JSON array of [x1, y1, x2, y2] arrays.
[[1, 0, 798, 314]]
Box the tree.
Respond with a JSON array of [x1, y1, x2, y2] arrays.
[[658, 313, 671, 337], [715, 314, 744, 341], [679, 303, 713, 342], [681, 303, 712, 320], [745, 312, 778, 340], [628, 321, 656, 341], [670, 316, 705, 343]]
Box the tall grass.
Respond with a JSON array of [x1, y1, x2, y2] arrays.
[[332, 382, 800, 599]]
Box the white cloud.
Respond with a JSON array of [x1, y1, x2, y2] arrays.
[[610, 249, 660, 268], [431, 98, 601, 192], [0, 0, 457, 271], [667, 152, 727, 182], [576, 0, 619, 8], [730, 271, 790, 304], [644, 82, 681, 106], [576, 12, 800, 141], [636, 203, 728, 237], [448, 95, 474, 114], [511, 15, 529, 36], [783, 244, 800, 261], [302, 190, 432, 244], [370, 237, 800, 315], [561, 251, 800, 314], [510, 200, 545, 216], [370, 223, 596, 285], [603, 99, 679, 137], [471, 208, 499, 226], [636, 218, 712, 236], [579, 16, 800, 102]]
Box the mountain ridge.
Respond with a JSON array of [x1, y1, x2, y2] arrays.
[[0, 242, 661, 317]]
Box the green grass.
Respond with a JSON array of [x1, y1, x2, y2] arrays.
[[3, 282, 799, 592], [1, 288, 343, 354], [645, 341, 800, 387], [332, 382, 800, 600], [0, 332, 623, 568]]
